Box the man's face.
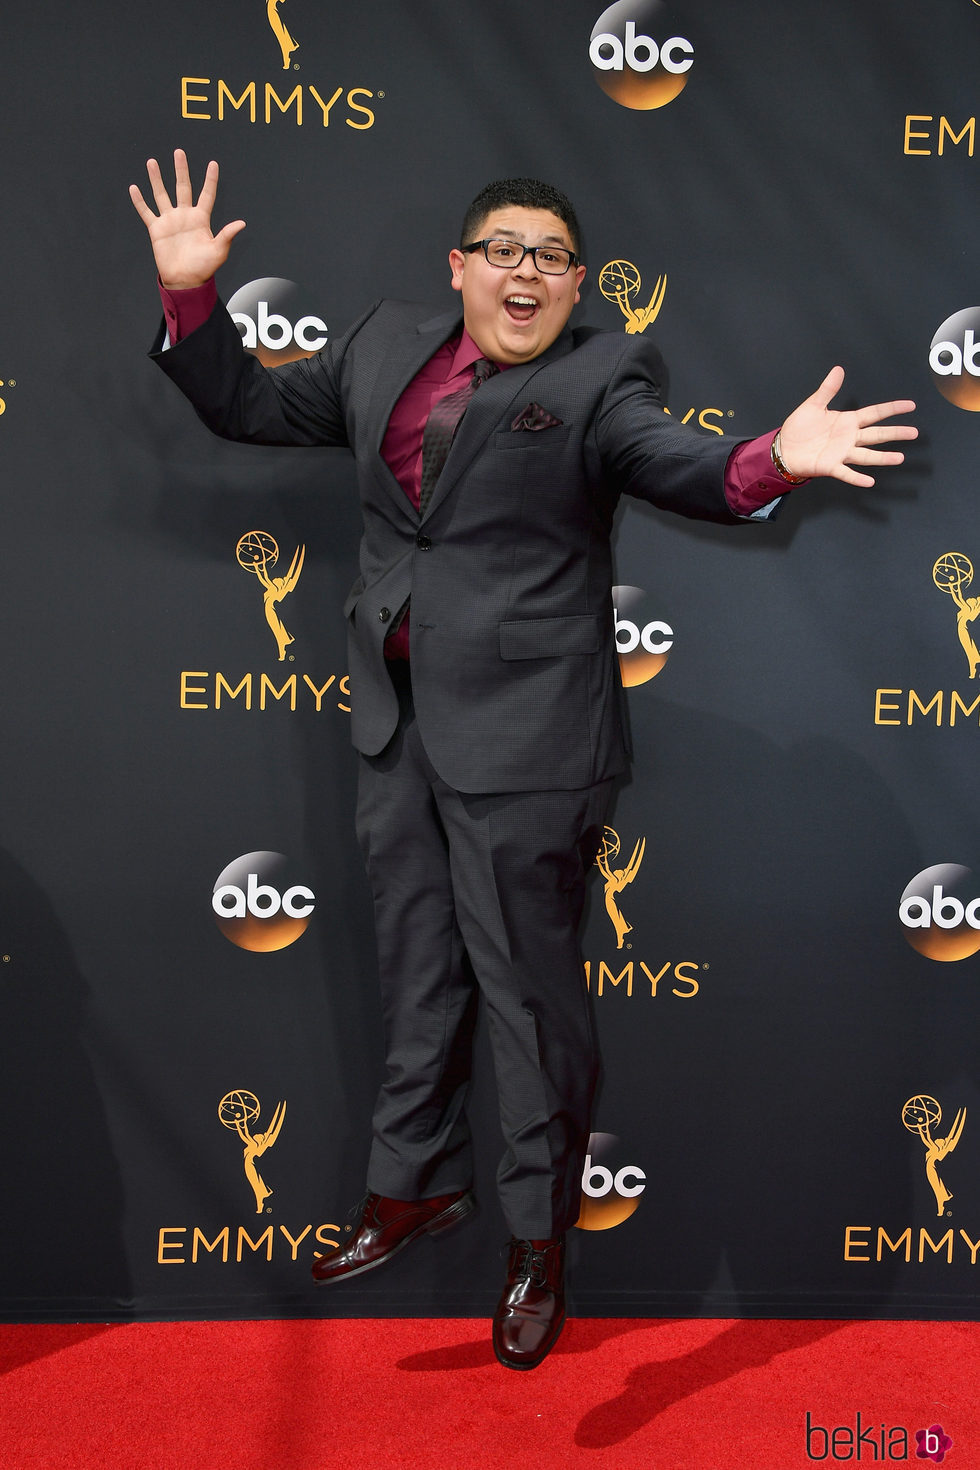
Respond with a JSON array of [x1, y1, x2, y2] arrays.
[[449, 206, 587, 365]]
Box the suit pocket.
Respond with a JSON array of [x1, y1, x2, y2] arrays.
[[499, 615, 601, 660], [494, 425, 572, 450]]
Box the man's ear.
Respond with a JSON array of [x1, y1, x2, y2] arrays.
[[573, 263, 587, 305], [449, 248, 465, 293]]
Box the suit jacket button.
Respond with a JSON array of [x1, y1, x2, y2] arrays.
[[416, 534, 432, 551], [378, 607, 391, 623]]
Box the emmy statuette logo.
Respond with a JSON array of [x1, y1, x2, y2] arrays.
[[596, 826, 646, 950], [933, 552, 980, 680], [178, 531, 351, 718], [903, 1094, 966, 1218], [843, 1091, 974, 1276], [154, 1093, 341, 1268], [237, 531, 305, 663], [585, 818, 703, 1003], [266, 0, 298, 69], [219, 1089, 287, 1213], [873, 551, 980, 730], [599, 258, 667, 335], [598, 266, 728, 435], [179, 1, 380, 133]]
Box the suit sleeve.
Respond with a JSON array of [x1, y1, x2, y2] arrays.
[[593, 335, 750, 525], [149, 295, 382, 450]]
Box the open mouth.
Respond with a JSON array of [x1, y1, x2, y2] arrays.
[[504, 295, 540, 323]]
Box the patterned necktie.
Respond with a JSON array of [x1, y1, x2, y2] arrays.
[[418, 357, 497, 515]]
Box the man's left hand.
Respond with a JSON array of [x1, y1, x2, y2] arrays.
[[778, 366, 917, 488]]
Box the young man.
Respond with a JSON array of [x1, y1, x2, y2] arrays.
[[131, 152, 915, 1369]]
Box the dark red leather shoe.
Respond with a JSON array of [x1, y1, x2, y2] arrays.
[[492, 1236, 566, 1370], [311, 1190, 475, 1284]]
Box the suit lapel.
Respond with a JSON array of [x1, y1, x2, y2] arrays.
[[420, 326, 574, 523]]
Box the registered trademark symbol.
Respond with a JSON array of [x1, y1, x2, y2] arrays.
[[378, 90, 385, 98], [293, 63, 300, 70], [726, 410, 734, 418], [266, 1206, 273, 1214], [702, 962, 709, 970], [1, 955, 9, 964], [289, 654, 295, 662]]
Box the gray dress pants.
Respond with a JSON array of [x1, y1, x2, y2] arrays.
[[356, 665, 612, 1238]]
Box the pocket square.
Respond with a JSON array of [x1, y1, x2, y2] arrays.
[[510, 402, 563, 432]]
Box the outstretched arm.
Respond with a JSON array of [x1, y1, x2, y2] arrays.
[[129, 148, 246, 289], [776, 366, 917, 488]]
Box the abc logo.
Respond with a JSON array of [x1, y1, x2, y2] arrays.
[[613, 584, 673, 687], [576, 1132, 646, 1230], [227, 278, 328, 367], [212, 851, 315, 952], [899, 863, 980, 962], [589, 0, 694, 111], [928, 308, 980, 411]]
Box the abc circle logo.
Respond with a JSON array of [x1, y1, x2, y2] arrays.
[[614, 584, 673, 686], [589, 0, 694, 111], [576, 1133, 646, 1230], [899, 863, 980, 962], [929, 308, 980, 411], [228, 278, 328, 367], [213, 851, 315, 952]]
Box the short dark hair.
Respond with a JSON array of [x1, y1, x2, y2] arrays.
[[460, 178, 582, 257]]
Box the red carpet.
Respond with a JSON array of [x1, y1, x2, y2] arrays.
[[1, 1317, 976, 1468]]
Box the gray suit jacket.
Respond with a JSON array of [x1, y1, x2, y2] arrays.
[[154, 298, 747, 793]]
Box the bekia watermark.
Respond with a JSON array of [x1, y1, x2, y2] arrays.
[[805, 1412, 953, 1462]]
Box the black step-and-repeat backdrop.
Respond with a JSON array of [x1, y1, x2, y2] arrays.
[[3, 0, 980, 1322]]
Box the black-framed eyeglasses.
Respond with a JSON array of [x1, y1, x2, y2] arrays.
[[461, 238, 580, 276]]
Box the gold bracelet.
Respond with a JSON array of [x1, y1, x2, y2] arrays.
[[771, 430, 808, 485]]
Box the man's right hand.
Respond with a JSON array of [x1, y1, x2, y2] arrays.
[[129, 148, 246, 290]]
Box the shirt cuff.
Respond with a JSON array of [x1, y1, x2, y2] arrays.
[[158, 277, 218, 347], [724, 430, 806, 520]]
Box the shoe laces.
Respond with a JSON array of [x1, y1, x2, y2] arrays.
[[342, 1191, 373, 1235], [507, 1237, 557, 1286]]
